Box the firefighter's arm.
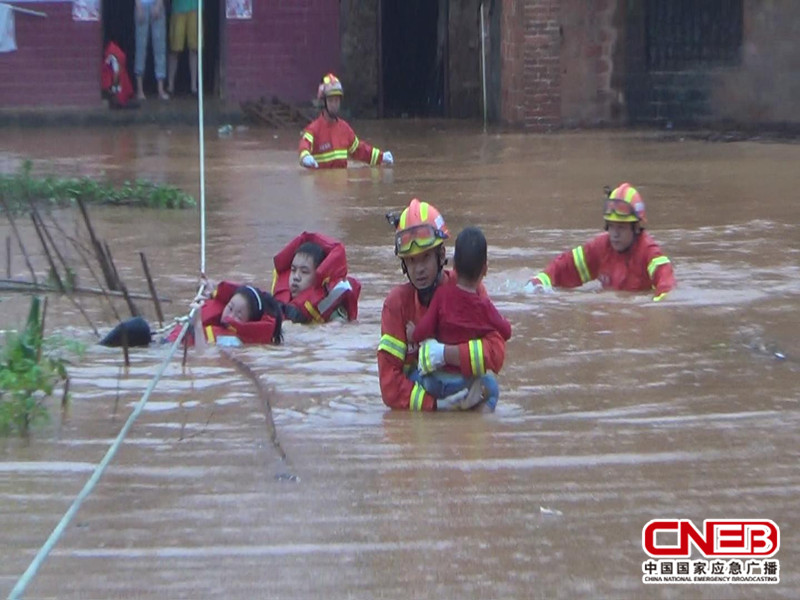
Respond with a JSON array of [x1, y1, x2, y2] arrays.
[[346, 123, 390, 166], [449, 331, 506, 377], [647, 251, 675, 301], [378, 298, 436, 411], [298, 124, 318, 168]]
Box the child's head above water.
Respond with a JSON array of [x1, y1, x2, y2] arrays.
[[454, 226, 488, 290], [290, 242, 326, 298], [222, 285, 284, 343]]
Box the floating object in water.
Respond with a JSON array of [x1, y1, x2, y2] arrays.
[[275, 472, 300, 483], [99, 317, 152, 347], [539, 506, 563, 517]]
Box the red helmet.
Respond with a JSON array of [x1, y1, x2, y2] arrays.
[[317, 73, 344, 100], [393, 198, 449, 258], [603, 182, 647, 227]]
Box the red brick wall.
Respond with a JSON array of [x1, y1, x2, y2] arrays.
[[225, 0, 340, 104], [500, 0, 562, 130], [0, 3, 101, 107]]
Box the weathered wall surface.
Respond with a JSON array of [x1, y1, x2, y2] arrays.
[[0, 4, 101, 108], [713, 0, 800, 123], [339, 0, 379, 118], [226, 0, 340, 104], [559, 0, 620, 126]]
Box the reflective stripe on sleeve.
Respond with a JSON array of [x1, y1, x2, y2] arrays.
[[572, 246, 591, 283], [469, 339, 486, 376], [302, 131, 314, 144], [647, 255, 671, 278], [378, 334, 407, 361], [410, 382, 426, 411], [653, 292, 668, 302], [270, 268, 278, 294], [418, 342, 432, 373], [348, 136, 360, 154], [299, 150, 311, 159], [370, 147, 380, 166], [205, 325, 215, 344], [535, 272, 552, 288]]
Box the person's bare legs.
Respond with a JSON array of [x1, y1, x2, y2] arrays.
[[157, 78, 168, 100], [189, 50, 198, 94], [136, 75, 146, 101], [167, 52, 179, 95]]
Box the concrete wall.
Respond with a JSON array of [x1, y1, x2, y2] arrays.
[[339, 0, 379, 118], [559, 0, 620, 126], [448, 0, 482, 118], [713, 0, 800, 123], [0, 3, 101, 108], [225, 0, 340, 104]]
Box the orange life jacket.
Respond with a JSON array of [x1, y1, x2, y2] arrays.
[[271, 232, 361, 323], [166, 281, 280, 346]]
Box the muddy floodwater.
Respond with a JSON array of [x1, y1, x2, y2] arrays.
[[1, 122, 799, 599]]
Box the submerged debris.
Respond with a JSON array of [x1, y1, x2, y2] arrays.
[[241, 96, 315, 128]]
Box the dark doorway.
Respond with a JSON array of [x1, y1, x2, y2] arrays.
[[101, 0, 221, 97], [380, 0, 445, 117]]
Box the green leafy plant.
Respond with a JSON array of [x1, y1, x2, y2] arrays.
[[0, 297, 84, 436], [0, 160, 197, 212]]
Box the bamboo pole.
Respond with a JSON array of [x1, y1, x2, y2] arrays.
[[30, 212, 65, 292], [104, 242, 140, 317], [139, 252, 164, 327], [75, 196, 116, 290], [0, 196, 38, 284], [5, 236, 10, 278], [0, 279, 171, 302]]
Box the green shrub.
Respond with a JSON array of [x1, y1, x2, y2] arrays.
[[0, 297, 84, 436], [0, 160, 197, 211]]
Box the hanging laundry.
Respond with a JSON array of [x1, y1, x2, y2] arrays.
[[0, 3, 17, 53]]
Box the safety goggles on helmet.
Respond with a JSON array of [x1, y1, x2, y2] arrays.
[[603, 198, 641, 222], [394, 224, 448, 256]]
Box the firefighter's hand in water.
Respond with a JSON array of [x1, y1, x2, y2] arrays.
[[301, 154, 319, 169]]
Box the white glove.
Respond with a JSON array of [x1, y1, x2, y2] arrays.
[[436, 380, 485, 411], [382, 151, 394, 166], [523, 280, 553, 294], [418, 338, 445, 375], [301, 154, 318, 169]]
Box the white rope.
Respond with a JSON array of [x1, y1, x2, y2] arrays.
[[198, 0, 206, 276], [8, 4, 211, 596], [7, 301, 201, 600]]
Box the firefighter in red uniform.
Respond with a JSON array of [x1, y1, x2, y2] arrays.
[[526, 183, 676, 301], [377, 199, 507, 411], [298, 73, 394, 169]]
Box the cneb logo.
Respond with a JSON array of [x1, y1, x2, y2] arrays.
[[643, 519, 779, 558]]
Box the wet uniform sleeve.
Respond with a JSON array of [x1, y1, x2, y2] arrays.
[[298, 119, 318, 163], [645, 243, 675, 301], [377, 295, 437, 412], [455, 331, 506, 378], [451, 284, 507, 377], [344, 121, 385, 166], [530, 235, 604, 289]]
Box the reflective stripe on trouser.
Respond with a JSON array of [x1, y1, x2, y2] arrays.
[[378, 334, 406, 361], [469, 339, 486, 376], [410, 382, 426, 411], [572, 246, 591, 283], [647, 255, 671, 278]]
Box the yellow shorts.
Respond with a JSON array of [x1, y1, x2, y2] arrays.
[[170, 11, 198, 52]]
